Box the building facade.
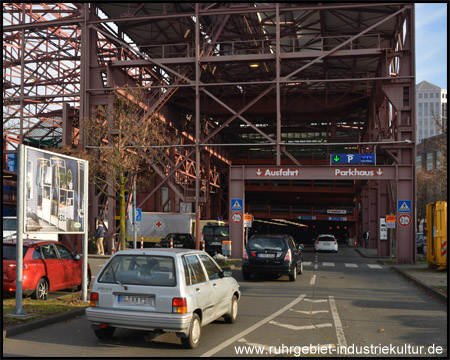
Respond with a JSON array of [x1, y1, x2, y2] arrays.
[[415, 80, 447, 143]]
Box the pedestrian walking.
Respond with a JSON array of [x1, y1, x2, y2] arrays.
[[363, 231, 370, 249], [95, 219, 105, 255]]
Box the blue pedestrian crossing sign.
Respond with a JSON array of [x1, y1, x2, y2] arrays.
[[231, 198, 243, 211], [397, 200, 411, 213]]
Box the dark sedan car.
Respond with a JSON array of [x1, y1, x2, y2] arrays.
[[156, 233, 196, 249], [242, 234, 303, 281]]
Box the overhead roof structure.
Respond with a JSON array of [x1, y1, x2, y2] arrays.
[[3, 3, 416, 262]]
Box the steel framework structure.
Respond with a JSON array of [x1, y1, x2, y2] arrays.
[[3, 3, 416, 262]]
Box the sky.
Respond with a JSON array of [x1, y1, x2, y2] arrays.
[[415, 2, 447, 89]]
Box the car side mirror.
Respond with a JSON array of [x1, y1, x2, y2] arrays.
[[220, 267, 232, 278], [298, 244, 304, 250], [74, 254, 81, 260]]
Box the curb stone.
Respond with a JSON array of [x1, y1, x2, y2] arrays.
[[389, 266, 447, 304], [3, 307, 87, 339]]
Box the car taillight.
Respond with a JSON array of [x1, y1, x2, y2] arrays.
[[316, 240, 320, 244], [172, 298, 187, 313], [243, 249, 248, 260], [284, 249, 292, 261], [334, 239, 337, 244], [90, 292, 99, 307]]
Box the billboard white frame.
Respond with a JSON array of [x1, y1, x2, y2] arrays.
[[23, 146, 88, 234]]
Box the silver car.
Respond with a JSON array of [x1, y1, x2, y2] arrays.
[[86, 248, 240, 348]]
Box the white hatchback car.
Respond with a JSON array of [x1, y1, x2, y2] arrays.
[[314, 234, 338, 253], [86, 248, 240, 349]]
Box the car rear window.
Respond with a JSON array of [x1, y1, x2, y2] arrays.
[[248, 237, 286, 251], [203, 226, 229, 237], [318, 236, 335, 242], [2, 245, 27, 260], [98, 255, 176, 287]]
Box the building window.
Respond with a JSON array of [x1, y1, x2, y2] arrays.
[[416, 155, 422, 171], [436, 93, 439, 98], [430, 102, 434, 116], [436, 151, 442, 168], [430, 93, 434, 98], [424, 103, 428, 116], [424, 93, 428, 99], [435, 102, 440, 116], [418, 103, 423, 116], [426, 153, 433, 171], [419, 93, 422, 99]]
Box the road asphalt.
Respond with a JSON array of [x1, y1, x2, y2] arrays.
[[3, 247, 447, 339]]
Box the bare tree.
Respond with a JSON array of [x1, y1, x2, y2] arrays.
[[57, 85, 172, 250]]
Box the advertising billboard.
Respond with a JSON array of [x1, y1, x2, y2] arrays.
[[23, 146, 88, 234]]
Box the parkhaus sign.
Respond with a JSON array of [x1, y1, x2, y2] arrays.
[[246, 166, 396, 180]]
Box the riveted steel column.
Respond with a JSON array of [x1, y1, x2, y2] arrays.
[[195, 4, 201, 249], [276, 3, 281, 165]]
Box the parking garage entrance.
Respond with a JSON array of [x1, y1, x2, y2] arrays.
[[229, 165, 415, 263]]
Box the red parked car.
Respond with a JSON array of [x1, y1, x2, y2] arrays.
[[3, 239, 91, 300]]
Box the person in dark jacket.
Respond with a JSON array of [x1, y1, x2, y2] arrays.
[[95, 220, 105, 255]]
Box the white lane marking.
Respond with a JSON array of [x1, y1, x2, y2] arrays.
[[329, 295, 347, 347], [314, 263, 318, 269], [304, 298, 327, 303], [200, 293, 307, 357], [322, 262, 335, 267], [303, 261, 312, 266], [367, 264, 382, 269], [345, 263, 358, 268], [289, 309, 329, 315], [310, 275, 316, 285], [269, 320, 333, 331]]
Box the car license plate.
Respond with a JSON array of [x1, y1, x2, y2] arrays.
[[258, 253, 275, 259], [210, 242, 221, 246], [117, 295, 155, 307]]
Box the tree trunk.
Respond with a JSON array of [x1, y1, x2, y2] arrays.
[[119, 186, 127, 250]]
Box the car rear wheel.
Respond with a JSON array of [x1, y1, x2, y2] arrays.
[[32, 278, 48, 300], [224, 295, 238, 323], [94, 327, 115, 340], [181, 313, 201, 349], [298, 261, 303, 275], [289, 266, 297, 281]]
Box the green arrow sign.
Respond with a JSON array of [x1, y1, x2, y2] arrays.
[[333, 155, 341, 163]]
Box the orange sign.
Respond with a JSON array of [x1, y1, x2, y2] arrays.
[[386, 215, 396, 222]]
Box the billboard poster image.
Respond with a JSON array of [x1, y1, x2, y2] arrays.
[[24, 146, 88, 234]]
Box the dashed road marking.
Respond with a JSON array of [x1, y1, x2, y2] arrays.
[[367, 264, 383, 269], [303, 261, 312, 266], [310, 274, 316, 285], [289, 309, 329, 315], [269, 320, 333, 331], [345, 263, 358, 268], [322, 262, 335, 267], [304, 298, 327, 303]]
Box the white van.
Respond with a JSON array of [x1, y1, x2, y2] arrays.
[[3, 216, 58, 241]]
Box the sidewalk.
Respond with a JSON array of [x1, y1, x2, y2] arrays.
[[354, 246, 447, 303]]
